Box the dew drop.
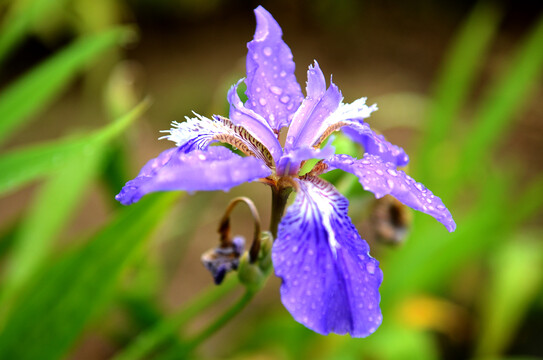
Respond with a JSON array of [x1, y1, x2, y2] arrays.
[[376, 169, 384, 176], [366, 262, 376, 274], [198, 154, 206, 160], [280, 70, 287, 77], [252, 53, 258, 60], [280, 95, 290, 104], [259, 98, 267, 106], [387, 169, 397, 176], [387, 179, 394, 188], [269, 85, 282, 95], [263, 47, 273, 56], [256, 87, 261, 93], [292, 245, 298, 253]]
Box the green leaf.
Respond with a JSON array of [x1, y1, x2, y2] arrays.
[[0, 148, 105, 306], [418, 1, 501, 185], [0, 192, 180, 360], [0, 99, 150, 196], [475, 235, 543, 357], [0, 26, 134, 145], [458, 13, 543, 182]]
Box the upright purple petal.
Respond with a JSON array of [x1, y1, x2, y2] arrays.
[[116, 147, 271, 205], [324, 154, 456, 232], [343, 122, 409, 166], [272, 176, 383, 337], [245, 6, 303, 131], [285, 62, 343, 151], [228, 81, 283, 163]]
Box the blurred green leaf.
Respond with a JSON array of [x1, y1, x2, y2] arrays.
[[114, 275, 240, 360], [0, 99, 150, 318], [475, 235, 543, 357], [0, 99, 150, 196], [418, 1, 501, 185], [0, 148, 104, 306], [381, 170, 511, 303], [457, 13, 543, 183], [0, 192, 180, 360], [0, 26, 134, 145]]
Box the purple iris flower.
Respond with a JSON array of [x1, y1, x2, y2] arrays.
[[116, 6, 455, 337]]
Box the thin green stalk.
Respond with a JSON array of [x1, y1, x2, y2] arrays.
[[182, 290, 256, 353], [113, 275, 239, 360]]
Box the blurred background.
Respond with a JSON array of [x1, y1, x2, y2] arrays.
[[0, 0, 542, 359]]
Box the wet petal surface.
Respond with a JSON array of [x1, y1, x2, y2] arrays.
[[272, 176, 383, 337], [343, 122, 409, 166], [116, 147, 271, 205], [227, 81, 283, 163], [285, 62, 342, 151], [245, 6, 303, 131], [325, 154, 456, 232]]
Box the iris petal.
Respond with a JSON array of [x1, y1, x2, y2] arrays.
[[272, 176, 383, 337], [285, 62, 342, 151], [325, 154, 456, 232], [343, 123, 409, 166], [227, 81, 283, 163], [245, 6, 304, 131], [116, 147, 271, 205]]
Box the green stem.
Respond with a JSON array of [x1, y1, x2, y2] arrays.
[[113, 275, 239, 360], [183, 290, 256, 352]]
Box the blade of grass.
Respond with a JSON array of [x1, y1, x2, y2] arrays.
[[457, 14, 543, 184], [0, 149, 105, 305], [475, 235, 543, 357], [418, 1, 501, 185], [0, 26, 135, 145], [0, 192, 180, 360], [0, 98, 150, 196]]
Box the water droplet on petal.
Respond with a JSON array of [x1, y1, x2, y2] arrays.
[[269, 85, 282, 95], [387, 169, 397, 176], [280, 70, 287, 77], [256, 87, 261, 93], [280, 95, 290, 104], [263, 47, 273, 56], [376, 169, 384, 176], [259, 98, 267, 106], [366, 262, 376, 274]]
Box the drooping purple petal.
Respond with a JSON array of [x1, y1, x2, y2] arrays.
[[343, 122, 409, 166], [285, 62, 342, 151], [245, 6, 303, 131], [276, 142, 335, 176], [227, 81, 283, 163], [116, 147, 271, 205], [324, 154, 456, 232], [272, 176, 383, 337], [160, 113, 274, 167]]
